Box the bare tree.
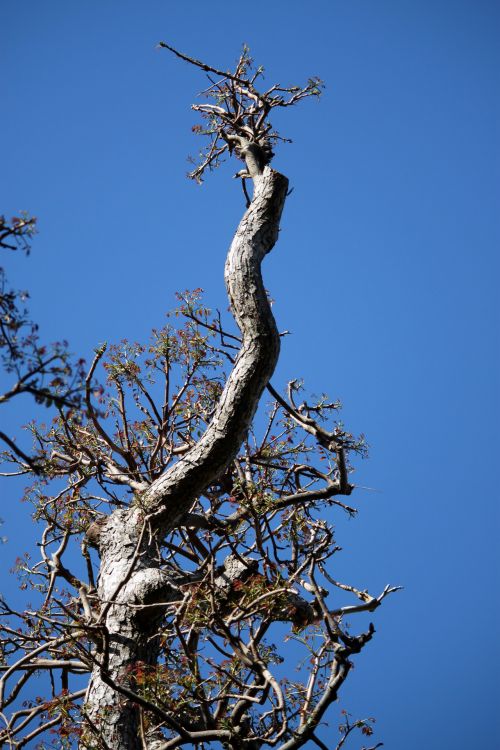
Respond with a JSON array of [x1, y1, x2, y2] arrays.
[[0, 46, 399, 750]]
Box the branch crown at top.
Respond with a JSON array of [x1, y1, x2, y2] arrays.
[[158, 42, 324, 183]]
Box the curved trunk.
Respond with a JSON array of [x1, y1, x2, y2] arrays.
[[82, 167, 288, 749], [142, 167, 289, 527]]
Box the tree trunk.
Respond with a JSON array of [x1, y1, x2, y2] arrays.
[[84, 509, 168, 748], [141, 166, 289, 529], [82, 166, 288, 749]]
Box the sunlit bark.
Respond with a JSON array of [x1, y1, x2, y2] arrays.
[[84, 163, 288, 749]]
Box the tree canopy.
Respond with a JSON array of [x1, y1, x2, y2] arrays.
[[0, 45, 399, 750]]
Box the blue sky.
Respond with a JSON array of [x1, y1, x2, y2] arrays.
[[1, 1, 499, 748]]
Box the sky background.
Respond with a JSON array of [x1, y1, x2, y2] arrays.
[[1, 1, 499, 748]]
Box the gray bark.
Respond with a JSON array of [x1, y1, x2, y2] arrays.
[[82, 165, 289, 749], [141, 166, 288, 529]]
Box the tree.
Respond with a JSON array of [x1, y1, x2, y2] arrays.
[[0, 46, 399, 750]]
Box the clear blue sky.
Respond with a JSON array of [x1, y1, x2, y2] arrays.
[[1, 1, 499, 748]]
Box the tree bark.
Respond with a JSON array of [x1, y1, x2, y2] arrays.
[[82, 166, 288, 749], [141, 166, 289, 529]]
